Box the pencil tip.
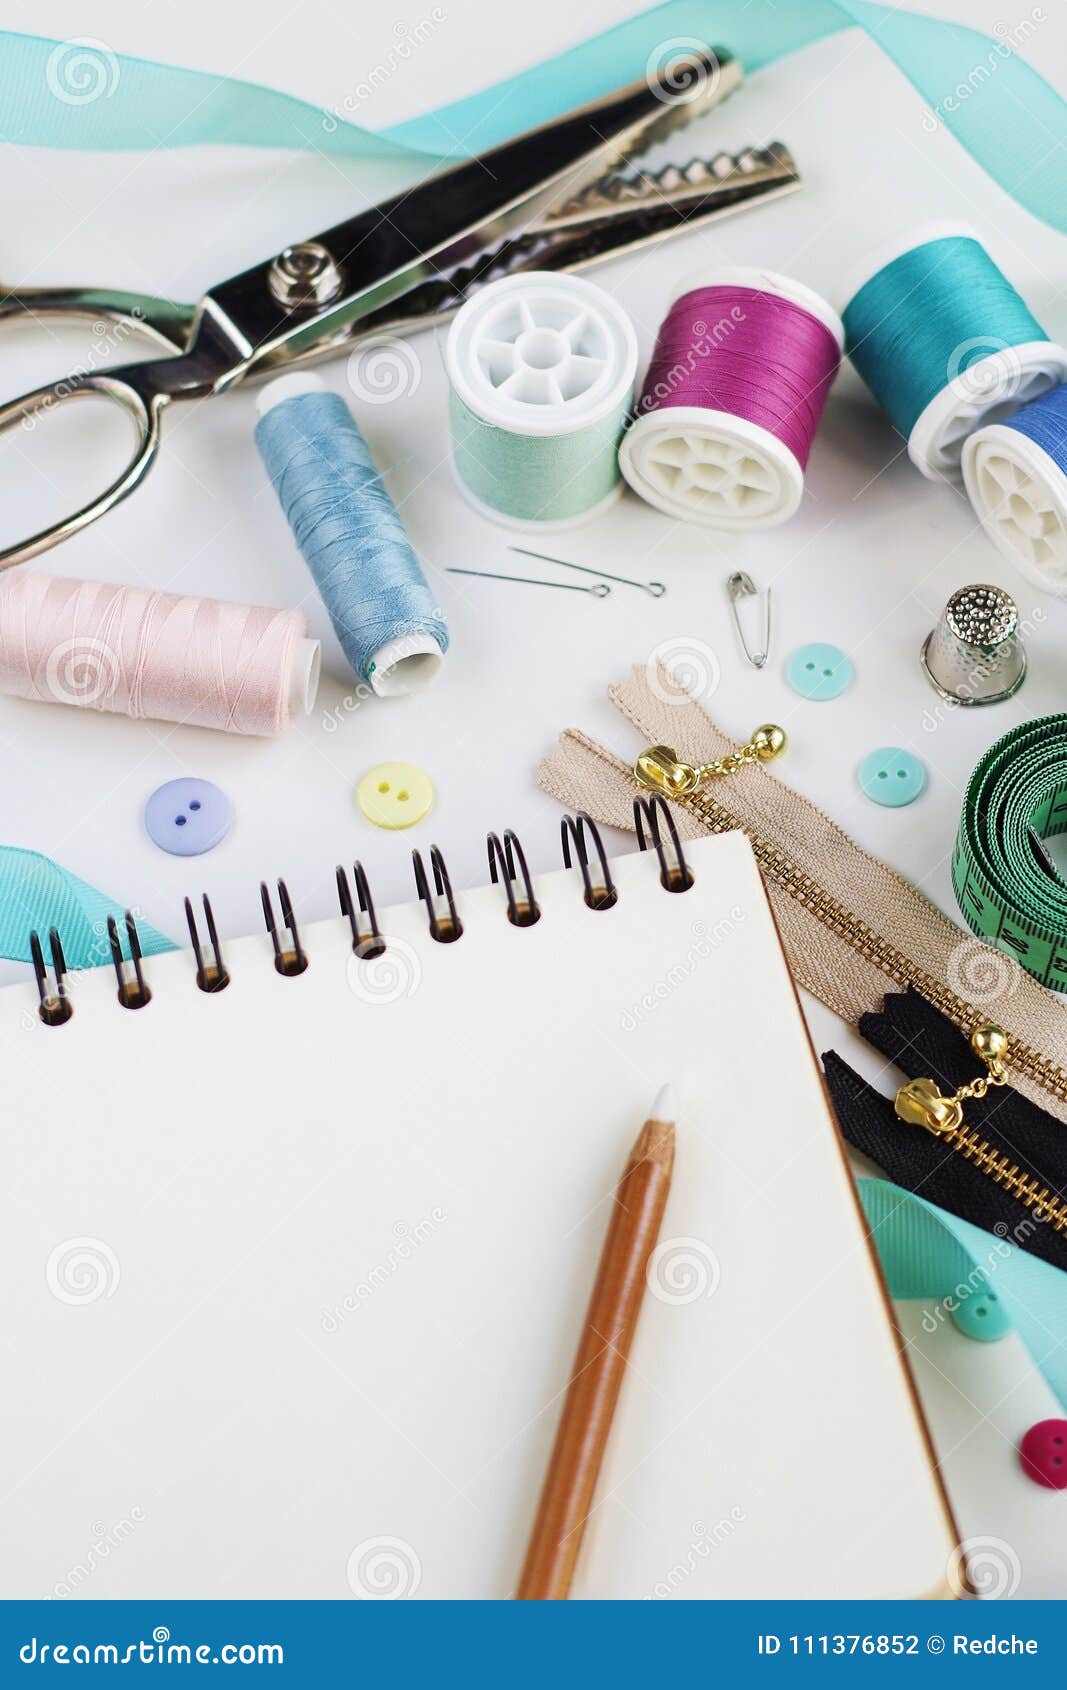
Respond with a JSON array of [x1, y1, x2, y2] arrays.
[[650, 1083, 676, 1125]]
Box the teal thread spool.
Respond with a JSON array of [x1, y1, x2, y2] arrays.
[[841, 223, 1067, 482], [445, 273, 637, 528]]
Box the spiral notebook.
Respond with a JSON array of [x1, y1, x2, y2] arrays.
[[1, 829, 957, 1599]]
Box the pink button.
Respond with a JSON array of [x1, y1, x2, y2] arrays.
[[1019, 1419, 1067, 1489]]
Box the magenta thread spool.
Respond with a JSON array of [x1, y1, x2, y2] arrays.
[[619, 268, 843, 529]]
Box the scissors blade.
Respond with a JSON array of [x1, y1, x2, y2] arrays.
[[255, 144, 799, 368], [186, 49, 737, 389]]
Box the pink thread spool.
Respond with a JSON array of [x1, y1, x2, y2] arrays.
[[619, 268, 843, 529], [0, 573, 320, 736]]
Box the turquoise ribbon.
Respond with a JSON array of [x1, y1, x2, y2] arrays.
[[0, 847, 175, 968], [3, 3, 1067, 234], [859, 1177, 1067, 1413]]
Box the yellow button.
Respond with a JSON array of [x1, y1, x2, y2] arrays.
[[356, 762, 434, 829]]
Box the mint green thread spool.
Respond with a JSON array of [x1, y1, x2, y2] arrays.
[[841, 223, 1067, 483], [445, 273, 637, 528]]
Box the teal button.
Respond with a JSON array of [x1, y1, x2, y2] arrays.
[[786, 643, 853, 701], [950, 1288, 1012, 1343], [858, 747, 926, 807]]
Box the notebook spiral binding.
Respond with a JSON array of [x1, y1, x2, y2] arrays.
[[28, 803, 692, 1024]]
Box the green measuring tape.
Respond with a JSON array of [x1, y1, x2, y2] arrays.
[[953, 716, 1067, 991]]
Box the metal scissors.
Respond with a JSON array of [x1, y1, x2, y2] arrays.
[[0, 50, 800, 569]]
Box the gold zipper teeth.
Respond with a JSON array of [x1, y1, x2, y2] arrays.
[[942, 1124, 1067, 1235], [684, 787, 1067, 1105]]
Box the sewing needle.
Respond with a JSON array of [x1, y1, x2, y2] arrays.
[[509, 546, 666, 598], [447, 567, 610, 597]]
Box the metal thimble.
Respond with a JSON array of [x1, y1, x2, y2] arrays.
[[920, 584, 1027, 705]]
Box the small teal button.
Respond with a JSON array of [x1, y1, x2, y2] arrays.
[[786, 643, 853, 701], [858, 747, 926, 807], [145, 778, 230, 856], [950, 1288, 1012, 1343]]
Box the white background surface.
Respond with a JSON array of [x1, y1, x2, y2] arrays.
[[2, 0, 1066, 1594]]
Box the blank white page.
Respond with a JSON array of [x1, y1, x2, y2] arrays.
[[0, 833, 955, 1598]]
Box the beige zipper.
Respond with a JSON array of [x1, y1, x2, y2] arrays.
[[684, 778, 1067, 1104], [676, 780, 1067, 1233], [633, 733, 1067, 1228], [548, 694, 1067, 1223]]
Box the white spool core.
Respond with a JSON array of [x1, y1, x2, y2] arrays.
[[619, 267, 843, 530], [839, 222, 1067, 482], [445, 272, 637, 436], [367, 633, 443, 697], [289, 638, 321, 715], [963, 424, 1067, 594]]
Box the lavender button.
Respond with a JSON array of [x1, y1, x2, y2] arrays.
[[145, 778, 230, 857]]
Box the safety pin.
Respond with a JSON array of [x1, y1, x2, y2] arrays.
[[510, 546, 666, 597], [726, 571, 771, 669], [447, 567, 610, 598]]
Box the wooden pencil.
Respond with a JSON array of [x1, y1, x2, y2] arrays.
[[516, 1084, 676, 1600]]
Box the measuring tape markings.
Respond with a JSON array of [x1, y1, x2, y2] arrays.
[[953, 716, 1067, 991]]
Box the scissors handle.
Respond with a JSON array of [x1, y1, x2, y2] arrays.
[[0, 372, 165, 570], [0, 284, 193, 353], [0, 52, 730, 566]]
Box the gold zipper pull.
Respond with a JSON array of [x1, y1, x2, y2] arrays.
[[894, 1023, 1010, 1136], [634, 724, 786, 798]]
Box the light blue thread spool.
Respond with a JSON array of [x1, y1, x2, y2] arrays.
[[445, 273, 637, 528], [964, 383, 1067, 594], [841, 224, 1067, 483], [255, 374, 446, 696]]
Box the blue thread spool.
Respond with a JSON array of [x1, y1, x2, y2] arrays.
[[255, 374, 446, 696], [841, 223, 1067, 482], [445, 273, 637, 528], [964, 384, 1067, 595]]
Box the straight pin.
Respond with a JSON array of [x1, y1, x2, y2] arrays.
[[510, 546, 666, 597], [447, 566, 610, 598]]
